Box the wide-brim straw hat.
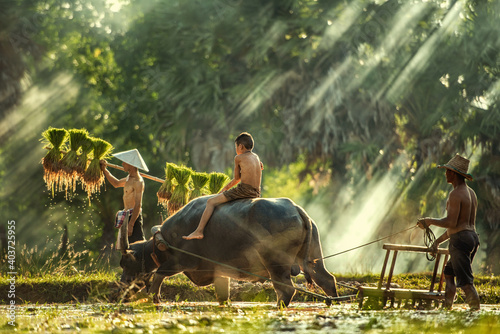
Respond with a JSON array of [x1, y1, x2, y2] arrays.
[[113, 149, 149, 172], [437, 153, 473, 181]]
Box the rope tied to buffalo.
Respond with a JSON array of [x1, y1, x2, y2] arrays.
[[157, 240, 356, 303], [319, 225, 418, 261], [148, 223, 434, 303]]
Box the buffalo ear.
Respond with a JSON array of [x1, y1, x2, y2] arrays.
[[119, 251, 136, 267], [118, 222, 129, 254]]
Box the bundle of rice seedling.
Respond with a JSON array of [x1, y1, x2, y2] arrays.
[[157, 162, 176, 207], [75, 136, 93, 179], [60, 128, 89, 194], [208, 172, 229, 194], [41, 127, 69, 194], [83, 137, 113, 196], [189, 172, 209, 200], [168, 166, 193, 214]]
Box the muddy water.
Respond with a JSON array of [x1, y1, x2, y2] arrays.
[[2, 302, 499, 333]]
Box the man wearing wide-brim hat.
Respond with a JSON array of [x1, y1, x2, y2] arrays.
[[417, 154, 480, 310], [100, 149, 149, 244]]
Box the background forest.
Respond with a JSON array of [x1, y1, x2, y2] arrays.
[[1, 0, 499, 274]]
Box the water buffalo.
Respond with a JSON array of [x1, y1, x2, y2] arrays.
[[118, 196, 337, 307]]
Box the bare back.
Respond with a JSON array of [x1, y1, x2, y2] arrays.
[[446, 184, 477, 235], [234, 151, 262, 190]]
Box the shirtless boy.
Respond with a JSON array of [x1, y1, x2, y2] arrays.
[[183, 132, 263, 240], [417, 154, 480, 310], [100, 149, 149, 243]]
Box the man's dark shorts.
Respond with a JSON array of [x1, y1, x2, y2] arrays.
[[223, 183, 261, 201], [444, 230, 479, 287], [129, 214, 145, 244]]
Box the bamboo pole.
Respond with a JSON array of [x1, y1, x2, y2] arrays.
[[45, 146, 165, 184], [106, 162, 165, 184]]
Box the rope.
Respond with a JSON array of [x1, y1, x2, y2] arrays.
[[159, 241, 355, 303], [320, 225, 418, 260], [148, 224, 428, 302], [422, 224, 436, 261], [336, 282, 360, 291]]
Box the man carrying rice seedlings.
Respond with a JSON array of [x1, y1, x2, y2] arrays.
[[183, 132, 264, 240], [100, 149, 149, 244]]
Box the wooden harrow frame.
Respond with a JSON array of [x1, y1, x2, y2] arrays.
[[357, 243, 449, 309]]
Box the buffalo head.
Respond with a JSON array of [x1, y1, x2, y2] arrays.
[[117, 222, 146, 283]]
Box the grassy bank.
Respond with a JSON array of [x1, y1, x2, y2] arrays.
[[1, 272, 499, 305]]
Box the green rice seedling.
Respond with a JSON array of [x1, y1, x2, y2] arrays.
[[168, 166, 193, 214], [75, 136, 94, 180], [189, 172, 210, 200], [41, 127, 69, 195], [83, 137, 113, 197], [60, 128, 89, 194], [208, 172, 229, 194], [157, 162, 175, 207]]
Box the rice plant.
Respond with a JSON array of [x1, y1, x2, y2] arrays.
[[208, 172, 229, 194], [75, 136, 94, 181], [189, 172, 210, 200], [157, 162, 176, 207], [168, 166, 193, 214], [83, 137, 113, 197], [41, 127, 69, 196], [60, 129, 90, 195]]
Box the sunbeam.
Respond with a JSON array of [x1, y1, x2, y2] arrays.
[[386, 0, 465, 102]]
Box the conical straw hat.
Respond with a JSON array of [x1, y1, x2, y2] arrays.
[[113, 149, 149, 172], [437, 153, 473, 181]]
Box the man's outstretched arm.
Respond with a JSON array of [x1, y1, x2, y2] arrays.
[[100, 160, 126, 188]]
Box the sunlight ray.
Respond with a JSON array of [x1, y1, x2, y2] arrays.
[[307, 153, 421, 274], [319, 0, 363, 51], [385, 0, 465, 102], [346, 2, 430, 97]]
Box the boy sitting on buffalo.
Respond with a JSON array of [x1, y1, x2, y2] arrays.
[[183, 132, 263, 240]]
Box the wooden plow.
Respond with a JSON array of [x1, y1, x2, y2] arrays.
[[357, 243, 449, 310]]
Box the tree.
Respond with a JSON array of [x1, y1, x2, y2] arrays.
[[2, 0, 499, 273]]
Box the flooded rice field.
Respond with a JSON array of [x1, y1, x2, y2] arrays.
[[2, 302, 499, 333]]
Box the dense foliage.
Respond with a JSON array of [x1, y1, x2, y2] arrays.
[[1, 0, 498, 273]]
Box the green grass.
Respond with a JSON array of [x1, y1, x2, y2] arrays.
[[1, 272, 499, 305], [0, 271, 116, 285], [13, 242, 115, 278]]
